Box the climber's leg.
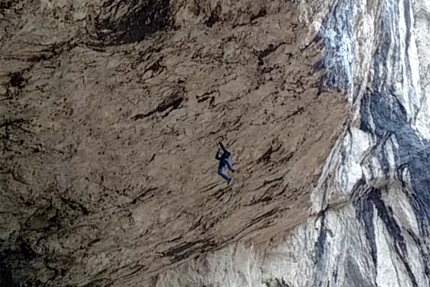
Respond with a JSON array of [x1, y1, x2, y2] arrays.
[[225, 158, 234, 172], [217, 165, 231, 182]]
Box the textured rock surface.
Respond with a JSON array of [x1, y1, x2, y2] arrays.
[[0, 1, 349, 286], [3, 0, 430, 286], [155, 0, 430, 286]]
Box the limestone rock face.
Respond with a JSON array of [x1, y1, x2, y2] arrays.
[[155, 0, 430, 286], [0, 1, 347, 286], [1, 0, 429, 286]]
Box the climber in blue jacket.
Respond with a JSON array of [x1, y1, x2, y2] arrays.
[[216, 141, 235, 184]]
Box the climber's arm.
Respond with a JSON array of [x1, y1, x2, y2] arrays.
[[219, 142, 228, 153], [215, 151, 221, 160]]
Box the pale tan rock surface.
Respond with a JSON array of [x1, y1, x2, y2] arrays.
[[0, 0, 348, 286]]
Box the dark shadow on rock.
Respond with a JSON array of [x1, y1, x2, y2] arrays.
[[0, 256, 16, 287], [93, 0, 171, 46]]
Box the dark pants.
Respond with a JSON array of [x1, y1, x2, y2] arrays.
[[218, 158, 233, 182]]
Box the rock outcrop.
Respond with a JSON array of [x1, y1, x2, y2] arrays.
[[1, 1, 347, 286], [154, 0, 430, 286], [2, 0, 429, 286]]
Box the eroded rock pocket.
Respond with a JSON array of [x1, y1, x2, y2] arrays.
[[131, 90, 185, 120], [93, 0, 171, 46]]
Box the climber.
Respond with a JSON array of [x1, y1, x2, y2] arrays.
[[216, 141, 235, 184]]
